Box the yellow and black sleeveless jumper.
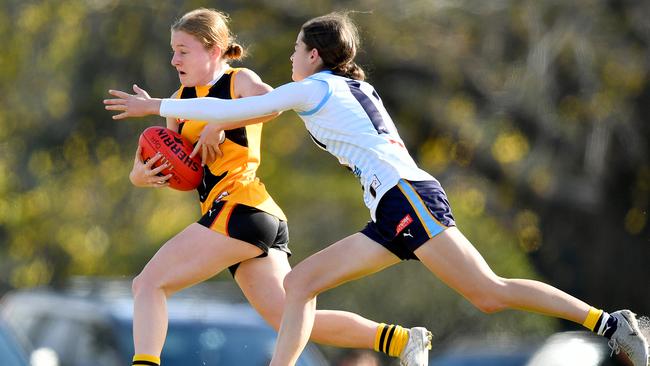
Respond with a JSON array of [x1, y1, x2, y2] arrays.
[[175, 68, 286, 221]]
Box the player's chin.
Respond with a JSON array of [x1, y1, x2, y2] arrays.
[[178, 73, 192, 85]]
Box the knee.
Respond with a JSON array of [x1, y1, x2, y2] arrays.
[[131, 274, 144, 297], [465, 280, 509, 314], [282, 268, 319, 300], [132, 271, 171, 298], [471, 297, 507, 314]]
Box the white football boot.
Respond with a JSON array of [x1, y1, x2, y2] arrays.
[[399, 327, 433, 366], [608, 310, 649, 366]]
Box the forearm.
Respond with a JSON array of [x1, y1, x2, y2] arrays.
[[159, 82, 313, 128], [159, 96, 283, 128], [235, 112, 281, 126]]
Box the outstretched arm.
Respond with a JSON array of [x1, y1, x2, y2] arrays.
[[104, 80, 325, 130]]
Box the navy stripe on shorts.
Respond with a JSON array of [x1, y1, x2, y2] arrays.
[[360, 179, 455, 260]]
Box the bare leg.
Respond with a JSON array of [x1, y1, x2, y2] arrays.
[[270, 233, 400, 366], [235, 249, 378, 348], [131, 223, 263, 356], [414, 227, 591, 322]]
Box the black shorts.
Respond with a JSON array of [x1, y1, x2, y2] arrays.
[[361, 179, 456, 260], [198, 200, 291, 275]]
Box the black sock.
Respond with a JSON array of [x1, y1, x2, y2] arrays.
[[595, 313, 619, 339]]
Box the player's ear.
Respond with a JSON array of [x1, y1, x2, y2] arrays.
[[310, 48, 320, 62], [211, 46, 222, 60]]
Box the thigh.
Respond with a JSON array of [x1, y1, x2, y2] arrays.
[[140, 223, 264, 293], [235, 249, 291, 309], [414, 227, 500, 294], [289, 233, 401, 294]]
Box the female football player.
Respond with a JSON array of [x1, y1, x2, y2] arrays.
[[105, 12, 648, 366], [118, 8, 429, 366]]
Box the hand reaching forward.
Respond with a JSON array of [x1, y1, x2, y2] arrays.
[[104, 84, 162, 120]]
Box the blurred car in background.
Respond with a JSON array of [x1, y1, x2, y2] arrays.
[[0, 278, 328, 366], [430, 330, 630, 366], [429, 335, 536, 366], [0, 320, 29, 366], [526, 331, 630, 366], [430, 347, 533, 366]]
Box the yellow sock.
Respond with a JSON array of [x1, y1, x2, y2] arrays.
[[132, 354, 160, 366], [582, 307, 603, 331], [374, 323, 410, 357]]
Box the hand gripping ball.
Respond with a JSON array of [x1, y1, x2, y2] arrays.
[[138, 126, 203, 191]]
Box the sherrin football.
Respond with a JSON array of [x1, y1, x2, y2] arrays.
[[138, 126, 203, 191]]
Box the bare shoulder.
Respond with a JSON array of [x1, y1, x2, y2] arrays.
[[233, 68, 273, 97]]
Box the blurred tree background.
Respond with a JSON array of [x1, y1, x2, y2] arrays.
[[0, 0, 648, 363]]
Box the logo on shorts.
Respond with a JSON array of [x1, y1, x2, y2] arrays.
[[396, 214, 413, 235]]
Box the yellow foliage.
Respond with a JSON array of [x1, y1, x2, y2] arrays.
[[624, 208, 646, 235], [0, 161, 14, 195], [145, 191, 198, 243], [602, 56, 647, 94], [529, 165, 553, 197], [63, 134, 91, 167], [589, 91, 616, 120], [23, 189, 52, 220], [45, 86, 71, 119], [419, 136, 453, 173], [10, 259, 52, 288], [9, 235, 34, 260], [515, 210, 542, 253], [445, 95, 476, 126], [18, 3, 49, 35], [451, 139, 475, 167], [491, 130, 529, 164], [28, 150, 54, 179], [559, 95, 586, 124], [454, 187, 486, 217]]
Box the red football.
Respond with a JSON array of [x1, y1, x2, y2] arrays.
[[138, 126, 203, 191]]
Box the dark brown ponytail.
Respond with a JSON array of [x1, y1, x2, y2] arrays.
[[331, 61, 365, 81]]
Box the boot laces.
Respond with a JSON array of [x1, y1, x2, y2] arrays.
[[608, 338, 620, 357], [608, 336, 635, 358]]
